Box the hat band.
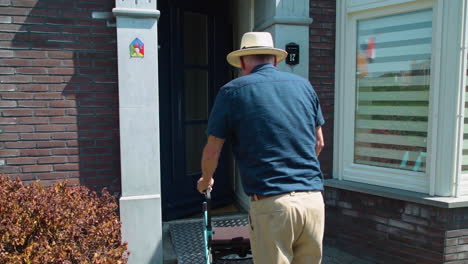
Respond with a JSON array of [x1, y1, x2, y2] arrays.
[[241, 45, 274, 49]]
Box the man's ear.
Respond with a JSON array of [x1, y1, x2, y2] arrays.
[[273, 56, 278, 66], [240, 57, 245, 70]]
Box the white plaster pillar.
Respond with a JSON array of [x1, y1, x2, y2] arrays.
[[113, 1, 162, 263], [254, 0, 313, 79]]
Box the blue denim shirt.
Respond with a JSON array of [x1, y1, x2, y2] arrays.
[[207, 64, 325, 196]]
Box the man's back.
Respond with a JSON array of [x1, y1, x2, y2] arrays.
[[207, 63, 325, 196], [199, 32, 325, 264]]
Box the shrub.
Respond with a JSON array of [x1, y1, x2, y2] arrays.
[[0, 176, 128, 264]]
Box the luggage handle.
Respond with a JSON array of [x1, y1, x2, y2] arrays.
[[202, 189, 213, 264], [203, 188, 212, 231]]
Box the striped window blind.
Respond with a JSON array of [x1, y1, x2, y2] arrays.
[[463, 55, 468, 174], [354, 9, 432, 173]]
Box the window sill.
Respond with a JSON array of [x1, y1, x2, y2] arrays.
[[325, 179, 468, 208]]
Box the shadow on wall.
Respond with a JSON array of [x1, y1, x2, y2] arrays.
[[3, 0, 120, 193]]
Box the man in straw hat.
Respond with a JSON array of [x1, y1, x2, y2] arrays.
[[197, 32, 325, 264]]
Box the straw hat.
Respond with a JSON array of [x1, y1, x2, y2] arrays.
[[226, 32, 288, 68]]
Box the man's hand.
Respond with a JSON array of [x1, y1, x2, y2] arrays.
[[197, 177, 214, 193]]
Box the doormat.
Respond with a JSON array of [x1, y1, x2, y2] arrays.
[[169, 215, 252, 264]]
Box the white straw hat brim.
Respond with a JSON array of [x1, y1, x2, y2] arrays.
[[226, 47, 288, 68]]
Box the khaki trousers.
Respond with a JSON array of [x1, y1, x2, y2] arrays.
[[248, 191, 325, 264]]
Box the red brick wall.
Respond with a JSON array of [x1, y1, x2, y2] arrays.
[[327, 188, 468, 263], [0, 0, 120, 192], [309, 0, 335, 178], [326, 189, 446, 264], [444, 208, 468, 263], [445, 229, 468, 263]]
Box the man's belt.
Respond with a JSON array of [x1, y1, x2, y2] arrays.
[[251, 191, 313, 201], [250, 193, 273, 201]]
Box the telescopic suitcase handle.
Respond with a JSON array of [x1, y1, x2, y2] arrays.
[[203, 188, 213, 264], [204, 189, 212, 230]]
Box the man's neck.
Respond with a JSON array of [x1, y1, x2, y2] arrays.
[[242, 63, 272, 75]]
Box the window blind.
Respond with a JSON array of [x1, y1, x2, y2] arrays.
[[462, 57, 468, 173], [354, 9, 432, 172]]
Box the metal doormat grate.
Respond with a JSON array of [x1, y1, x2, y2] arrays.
[[169, 215, 252, 264]]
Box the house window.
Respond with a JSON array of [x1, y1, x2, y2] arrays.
[[334, 0, 440, 194], [335, 0, 468, 196], [354, 9, 432, 173]]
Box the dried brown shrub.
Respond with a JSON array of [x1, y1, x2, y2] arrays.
[[0, 176, 128, 264]]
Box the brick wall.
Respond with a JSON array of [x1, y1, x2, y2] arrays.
[[444, 208, 468, 263], [326, 189, 447, 264], [309, 0, 336, 178], [326, 188, 468, 263], [445, 229, 468, 263], [0, 0, 120, 192]]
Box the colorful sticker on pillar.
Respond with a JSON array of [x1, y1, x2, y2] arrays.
[[130, 38, 144, 57]]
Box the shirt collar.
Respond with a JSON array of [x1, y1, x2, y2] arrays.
[[251, 63, 275, 74]]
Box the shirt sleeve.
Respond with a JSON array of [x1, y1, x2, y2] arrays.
[[206, 89, 231, 139], [313, 91, 325, 127]]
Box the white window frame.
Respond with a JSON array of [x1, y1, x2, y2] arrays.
[[333, 0, 466, 196], [456, 0, 468, 197]]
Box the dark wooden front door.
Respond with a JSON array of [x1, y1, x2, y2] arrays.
[[158, 0, 232, 220]]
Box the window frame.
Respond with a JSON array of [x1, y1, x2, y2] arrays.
[[456, 0, 468, 197], [332, 0, 466, 196]]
